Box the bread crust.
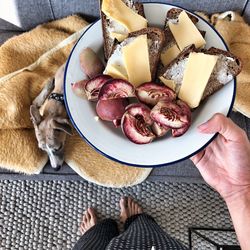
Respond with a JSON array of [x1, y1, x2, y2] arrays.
[[159, 44, 196, 77], [128, 27, 166, 80], [164, 8, 199, 28], [161, 8, 205, 70], [159, 44, 242, 103], [100, 0, 145, 61], [202, 47, 242, 100], [204, 47, 242, 75]]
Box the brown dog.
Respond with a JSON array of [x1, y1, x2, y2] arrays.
[[30, 64, 72, 170]]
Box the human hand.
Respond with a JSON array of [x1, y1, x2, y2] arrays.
[[190, 113, 250, 202]]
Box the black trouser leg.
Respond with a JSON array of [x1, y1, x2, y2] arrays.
[[106, 213, 188, 250], [73, 219, 119, 250]]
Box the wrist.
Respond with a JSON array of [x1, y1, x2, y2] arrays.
[[224, 187, 250, 210], [224, 187, 250, 250]]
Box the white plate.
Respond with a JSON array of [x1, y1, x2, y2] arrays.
[[64, 3, 235, 167]]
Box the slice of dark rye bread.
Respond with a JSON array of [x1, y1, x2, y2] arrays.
[[100, 0, 145, 61], [128, 27, 166, 80], [165, 8, 199, 27], [158, 7, 205, 76], [159, 44, 242, 102], [163, 8, 199, 49]]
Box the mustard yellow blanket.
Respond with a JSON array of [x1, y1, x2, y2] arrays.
[[197, 11, 250, 117], [0, 15, 151, 187]]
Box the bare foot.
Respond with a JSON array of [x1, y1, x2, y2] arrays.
[[120, 197, 143, 223], [80, 208, 97, 235]]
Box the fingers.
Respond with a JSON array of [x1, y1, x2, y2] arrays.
[[198, 113, 246, 142], [190, 149, 205, 166], [190, 147, 217, 184]]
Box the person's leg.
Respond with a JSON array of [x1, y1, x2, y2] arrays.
[[73, 208, 119, 250], [106, 197, 187, 250]]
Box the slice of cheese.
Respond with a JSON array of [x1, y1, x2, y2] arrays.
[[160, 45, 180, 66], [105, 64, 128, 81], [178, 52, 218, 108], [169, 11, 206, 51], [102, 0, 147, 33], [122, 35, 151, 87], [110, 32, 128, 42], [159, 77, 177, 91]]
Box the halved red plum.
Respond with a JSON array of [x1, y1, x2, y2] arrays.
[[150, 100, 190, 129], [79, 48, 105, 78], [136, 82, 176, 106], [71, 80, 88, 99], [172, 100, 192, 137], [121, 103, 155, 144], [113, 119, 122, 128], [172, 124, 190, 137], [152, 122, 170, 137], [98, 79, 135, 101], [84, 75, 112, 101], [96, 98, 128, 126]]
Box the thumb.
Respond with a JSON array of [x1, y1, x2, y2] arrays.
[[198, 113, 245, 142]]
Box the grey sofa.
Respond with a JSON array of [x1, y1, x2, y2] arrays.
[[0, 0, 249, 182], [1, 0, 250, 44]]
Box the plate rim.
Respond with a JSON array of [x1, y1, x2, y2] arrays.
[[64, 1, 236, 168]]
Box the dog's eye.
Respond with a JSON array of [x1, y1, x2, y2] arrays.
[[52, 144, 63, 153]]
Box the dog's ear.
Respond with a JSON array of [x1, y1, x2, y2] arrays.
[[30, 105, 42, 125], [52, 118, 73, 135]]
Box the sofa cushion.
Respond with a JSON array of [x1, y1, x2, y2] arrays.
[[50, 0, 99, 22], [0, 31, 22, 45], [0, 18, 23, 32], [49, 0, 247, 20], [0, 0, 247, 32], [143, 0, 247, 13], [0, 1, 54, 31]]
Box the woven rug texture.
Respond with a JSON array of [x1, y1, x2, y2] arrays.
[[0, 181, 236, 250]]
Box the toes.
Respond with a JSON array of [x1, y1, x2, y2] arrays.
[[127, 197, 132, 212], [82, 214, 87, 224], [127, 198, 143, 215], [120, 197, 129, 223], [85, 210, 90, 221], [131, 200, 135, 214], [132, 200, 142, 214], [80, 224, 85, 234], [128, 197, 137, 215], [79, 208, 97, 235], [133, 201, 138, 215], [80, 218, 86, 235], [88, 208, 97, 224], [138, 205, 143, 214], [119, 197, 127, 211]]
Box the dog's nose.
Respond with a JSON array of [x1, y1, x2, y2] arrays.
[[48, 154, 63, 171], [54, 165, 62, 171]]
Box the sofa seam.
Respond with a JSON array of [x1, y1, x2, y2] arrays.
[[241, 0, 249, 15], [47, 0, 56, 20]]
